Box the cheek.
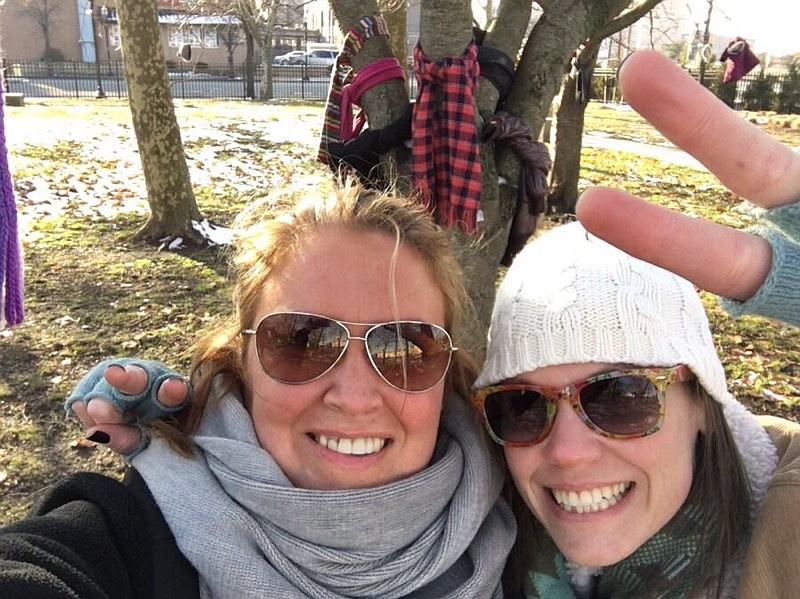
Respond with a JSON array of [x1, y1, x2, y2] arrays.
[[642, 411, 701, 519], [645, 437, 696, 538], [395, 391, 444, 457], [503, 448, 540, 504], [667, 430, 698, 500], [242, 340, 262, 407], [245, 375, 307, 449]]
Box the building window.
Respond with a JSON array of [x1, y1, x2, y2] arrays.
[[108, 25, 120, 47], [168, 25, 218, 48], [203, 27, 219, 48]]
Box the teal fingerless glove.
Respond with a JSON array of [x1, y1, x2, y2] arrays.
[[65, 358, 190, 424], [719, 204, 800, 327], [764, 203, 799, 240]]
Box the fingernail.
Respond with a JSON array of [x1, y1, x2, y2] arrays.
[[616, 51, 635, 78], [87, 431, 110, 444]]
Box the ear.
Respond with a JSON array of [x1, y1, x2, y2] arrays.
[[695, 403, 708, 434]]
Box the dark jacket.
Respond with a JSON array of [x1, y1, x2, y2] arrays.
[[0, 469, 197, 598]]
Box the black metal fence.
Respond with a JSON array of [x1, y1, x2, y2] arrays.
[[2, 59, 420, 102], [2, 59, 340, 101], [6, 59, 800, 115], [699, 68, 800, 114]]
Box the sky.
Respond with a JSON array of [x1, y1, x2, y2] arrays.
[[686, 0, 800, 56]]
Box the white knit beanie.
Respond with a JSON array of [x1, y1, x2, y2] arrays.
[[475, 221, 731, 407]]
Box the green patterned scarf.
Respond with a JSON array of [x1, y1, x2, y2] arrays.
[[526, 502, 712, 598]]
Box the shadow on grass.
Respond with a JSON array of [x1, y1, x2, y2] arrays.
[[0, 210, 234, 524]]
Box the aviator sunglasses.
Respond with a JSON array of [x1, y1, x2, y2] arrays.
[[472, 366, 691, 446], [242, 311, 456, 393]]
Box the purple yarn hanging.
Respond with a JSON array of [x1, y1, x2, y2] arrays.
[[0, 77, 23, 326]]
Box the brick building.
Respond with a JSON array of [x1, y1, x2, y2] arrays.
[[0, 0, 320, 66]]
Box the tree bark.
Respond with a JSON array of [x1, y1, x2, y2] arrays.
[[118, 0, 202, 244], [548, 0, 665, 213], [548, 42, 599, 214], [379, 1, 408, 65], [244, 30, 256, 99]]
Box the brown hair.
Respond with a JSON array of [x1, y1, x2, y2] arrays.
[[157, 180, 478, 451], [501, 380, 752, 596]]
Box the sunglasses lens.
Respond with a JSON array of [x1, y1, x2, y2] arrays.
[[367, 322, 453, 391], [484, 388, 549, 445], [255, 313, 347, 383], [579, 375, 661, 435]]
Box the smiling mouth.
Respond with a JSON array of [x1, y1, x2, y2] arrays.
[[312, 434, 389, 456], [550, 482, 632, 514]]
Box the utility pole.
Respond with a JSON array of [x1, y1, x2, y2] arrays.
[[88, 0, 106, 98]]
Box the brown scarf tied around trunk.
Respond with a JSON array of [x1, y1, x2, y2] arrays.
[[482, 111, 551, 266]]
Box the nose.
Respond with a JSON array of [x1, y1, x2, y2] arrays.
[[539, 396, 602, 467], [321, 337, 386, 414]]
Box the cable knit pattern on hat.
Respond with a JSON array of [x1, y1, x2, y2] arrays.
[[476, 222, 729, 404]]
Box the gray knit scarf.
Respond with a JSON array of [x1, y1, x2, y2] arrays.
[[133, 390, 516, 599]]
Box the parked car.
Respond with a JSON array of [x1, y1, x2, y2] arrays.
[[273, 51, 306, 65], [305, 49, 336, 67]]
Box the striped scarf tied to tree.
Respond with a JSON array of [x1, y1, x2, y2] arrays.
[[318, 15, 392, 164]]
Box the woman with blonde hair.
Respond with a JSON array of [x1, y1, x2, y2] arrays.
[[0, 182, 515, 598]]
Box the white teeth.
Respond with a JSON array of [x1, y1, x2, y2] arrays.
[[316, 434, 387, 456], [551, 482, 631, 513]]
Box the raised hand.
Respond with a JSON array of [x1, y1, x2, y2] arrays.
[[577, 49, 800, 304], [66, 359, 190, 457]]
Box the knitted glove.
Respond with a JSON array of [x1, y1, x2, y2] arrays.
[[719, 204, 800, 326], [65, 358, 190, 458]]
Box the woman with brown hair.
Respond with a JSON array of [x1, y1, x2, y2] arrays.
[[473, 221, 799, 598]]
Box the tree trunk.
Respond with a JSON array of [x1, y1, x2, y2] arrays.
[[258, 24, 275, 101], [379, 1, 408, 64], [547, 0, 665, 213], [117, 0, 202, 244], [330, 0, 408, 131], [244, 32, 256, 100], [324, 0, 662, 357], [548, 43, 600, 214]]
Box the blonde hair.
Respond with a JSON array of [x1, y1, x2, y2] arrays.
[[160, 181, 478, 450]]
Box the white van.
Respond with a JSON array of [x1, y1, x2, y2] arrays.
[[306, 49, 336, 67]]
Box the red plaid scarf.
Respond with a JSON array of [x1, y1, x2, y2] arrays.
[[412, 41, 482, 231], [318, 15, 390, 164]]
